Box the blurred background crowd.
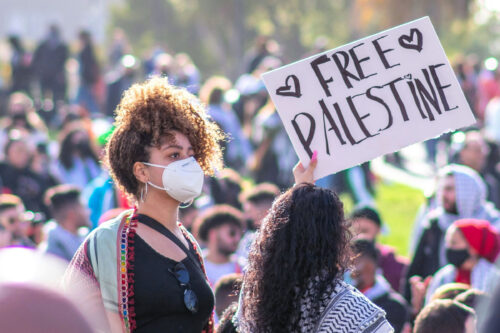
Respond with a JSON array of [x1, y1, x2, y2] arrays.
[[0, 0, 500, 332]]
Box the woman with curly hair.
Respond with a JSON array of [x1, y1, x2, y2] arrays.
[[64, 77, 224, 333], [238, 157, 393, 333]]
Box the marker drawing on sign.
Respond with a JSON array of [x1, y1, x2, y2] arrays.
[[275, 74, 302, 98], [261, 17, 476, 180], [398, 28, 423, 52]]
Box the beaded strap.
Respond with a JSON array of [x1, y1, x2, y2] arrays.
[[118, 214, 213, 333], [119, 209, 138, 332]]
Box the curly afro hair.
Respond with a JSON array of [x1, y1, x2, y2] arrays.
[[105, 76, 225, 200]]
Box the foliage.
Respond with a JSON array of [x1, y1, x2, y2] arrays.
[[341, 181, 425, 258], [110, 0, 500, 79]]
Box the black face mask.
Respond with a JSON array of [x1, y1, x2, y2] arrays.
[[446, 248, 470, 268]]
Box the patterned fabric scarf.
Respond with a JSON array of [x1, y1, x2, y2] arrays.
[[297, 279, 391, 333]]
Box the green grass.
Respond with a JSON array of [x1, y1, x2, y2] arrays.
[[341, 181, 426, 258]]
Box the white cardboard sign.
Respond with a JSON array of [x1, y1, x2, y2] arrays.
[[262, 17, 476, 180]]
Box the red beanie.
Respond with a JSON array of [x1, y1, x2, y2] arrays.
[[454, 219, 500, 263]]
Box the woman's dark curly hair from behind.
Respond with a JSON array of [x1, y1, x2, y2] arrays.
[[241, 183, 351, 332]]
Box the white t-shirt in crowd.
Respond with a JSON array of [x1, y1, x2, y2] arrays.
[[203, 257, 241, 287]]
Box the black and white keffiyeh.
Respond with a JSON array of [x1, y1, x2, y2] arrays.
[[238, 278, 393, 333]]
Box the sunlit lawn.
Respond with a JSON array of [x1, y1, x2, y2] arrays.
[[341, 181, 426, 258]]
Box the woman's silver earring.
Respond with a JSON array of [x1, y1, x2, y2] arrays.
[[140, 182, 148, 203]]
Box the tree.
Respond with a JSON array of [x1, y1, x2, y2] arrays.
[[109, 0, 499, 80]]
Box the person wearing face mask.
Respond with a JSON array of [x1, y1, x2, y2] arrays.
[[405, 164, 500, 305], [425, 218, 500, 304], [64, 77, 224, 333]]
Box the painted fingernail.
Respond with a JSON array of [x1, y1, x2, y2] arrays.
[[312, 150, 318, 161]]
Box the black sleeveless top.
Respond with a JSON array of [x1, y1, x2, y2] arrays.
[[134, 214, 214, 332]]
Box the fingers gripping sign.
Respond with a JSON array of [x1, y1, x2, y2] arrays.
[[293, 150, 318, 185]]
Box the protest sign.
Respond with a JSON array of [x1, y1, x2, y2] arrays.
[[261, 17, 476, 180]]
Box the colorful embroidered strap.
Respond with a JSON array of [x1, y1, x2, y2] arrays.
[[119, 209, 138, 333], [118, 212, 213, 333]]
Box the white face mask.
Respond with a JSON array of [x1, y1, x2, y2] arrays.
[[143, 157, 204, 203]]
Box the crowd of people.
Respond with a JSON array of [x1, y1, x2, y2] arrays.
[[0, 23, 499, 333]]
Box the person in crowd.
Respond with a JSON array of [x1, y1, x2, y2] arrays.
[[208, 168, 244, 210], [236, 182, 279, 266], [0, 92, 48, 159], [193, 205, 243, 287], [75, 30, 101, 116], [0, 136, 51, 215], [173, 53, 200, 95], [351, 206, 408, 292], [424, 219, 500, 302], [84, 170, 129, 230], [32, 25, 68, 105], [453, 131, 500, 207], [413, 299, 476, 333], [239, 155, 393, 332], [8, 35, 32, 94], [247, 86, 296, 189], [406, 164, 500, 301], [57, 128, 101, 189], [83, 128, 131, 230], [152, 52, 175, 79], [108, 28, 131, 68], [243, 35, 280, 74], [41, 185, 89, 261], [234, 56, 280, 130], [64, 77, 224, 332], [454, 56, 478, 118], [243, 65, 297, 189], [351, 238, 410, 333], [484, 96, 500, 144], [105, 54, 138, 117], [0, 194, 33, 247], [200, 76, 252, 171], [214, 273, 242, 322], [476, 65, 500, 121]]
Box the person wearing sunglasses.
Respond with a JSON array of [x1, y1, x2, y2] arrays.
[[64, 77, 224, 333]]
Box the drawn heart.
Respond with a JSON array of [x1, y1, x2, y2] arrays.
[[276, 74, 302, 98], [398, 28, 423, 52], [403, 73, 412, 80]]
